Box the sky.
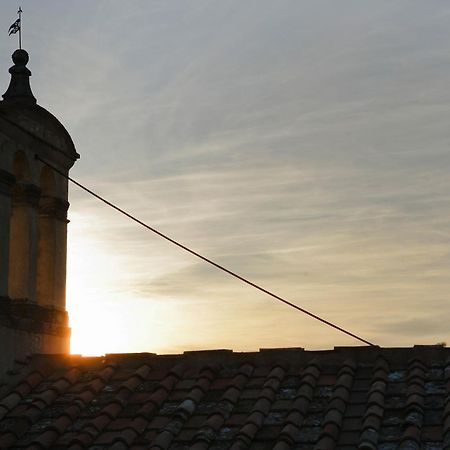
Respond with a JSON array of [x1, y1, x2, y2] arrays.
[[1, 1, 450, 355]]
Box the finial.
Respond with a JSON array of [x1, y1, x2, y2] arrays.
[[2, 49, 36, 104]]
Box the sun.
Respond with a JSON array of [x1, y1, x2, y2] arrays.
[[65, 213, 188, 356]]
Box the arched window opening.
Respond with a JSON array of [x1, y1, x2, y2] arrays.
[[37, 166, 57, 307], [39, 166, 56, 196], [8, 151, 38, 301], [12, 150, 31, 182]]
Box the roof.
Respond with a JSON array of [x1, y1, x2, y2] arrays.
[[0, 345, 447, 450], [0, 49, 78, 161], [0, 101, 78, 160]]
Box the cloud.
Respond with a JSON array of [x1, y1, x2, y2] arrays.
[[375, 316, 450, 338], [2, 1, 450, 352]]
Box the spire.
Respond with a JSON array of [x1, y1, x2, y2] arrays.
[[2, 49, 36, 104]]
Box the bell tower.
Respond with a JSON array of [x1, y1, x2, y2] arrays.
[[0, 49, 79, 375]]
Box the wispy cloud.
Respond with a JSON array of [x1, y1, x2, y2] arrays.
[[1, 1, 450, 353]]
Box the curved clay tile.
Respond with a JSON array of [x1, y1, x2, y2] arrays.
[[399, 359, 426, 450], [272, 360, 321, 449], [313, 359, 356, 450], [101, 362, 187, 449], [0, 370, 45, 421], [231, 364, 286, 449], [149, 365, 218, 450], [190, 363, 254, 449], [358, 357, 389, 450], [65, 364, 151, 449], [2, 367, 83, 449]]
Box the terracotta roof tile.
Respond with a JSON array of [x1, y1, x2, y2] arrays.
[[128, 416, 148, 435], [150, 367, 218, 450], [188, 363, 254, 448], [2, 346, 450, 448], [230, 365, 285, 449], [0, 372, 49, 424], [88, 366, 186, 449], [357, 357, 390, 449], [394, 359, 427, 450], [313, 359, 356, 450]]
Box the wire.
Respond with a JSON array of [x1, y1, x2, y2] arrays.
[[36, 155, 376, 347]]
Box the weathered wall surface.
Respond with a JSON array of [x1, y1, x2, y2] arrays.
[[0, 326, 68, 379], [0, 297, 70, 380]]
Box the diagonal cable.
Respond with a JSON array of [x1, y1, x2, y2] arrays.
[[36, 155, 376, 347]]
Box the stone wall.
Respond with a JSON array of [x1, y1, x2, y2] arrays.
[[0, 296, 70, 379]]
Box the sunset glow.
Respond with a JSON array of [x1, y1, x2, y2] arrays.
[[3, 1, 449, 356]]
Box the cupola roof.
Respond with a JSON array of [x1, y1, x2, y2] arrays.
[[0, 49, 79, 160]]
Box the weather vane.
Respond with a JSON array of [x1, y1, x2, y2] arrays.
[[8, 7, 23, 49]]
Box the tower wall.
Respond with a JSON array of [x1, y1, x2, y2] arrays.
[[0, 297, 70, 379], [0, 50, 79, 377]]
